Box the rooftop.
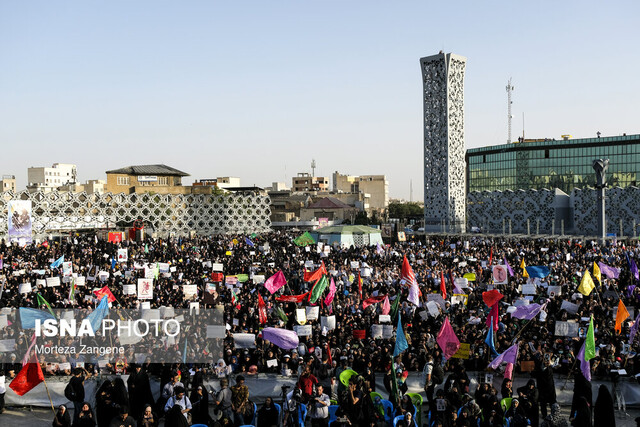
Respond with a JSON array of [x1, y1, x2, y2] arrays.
[[105, 164, 189, 176]]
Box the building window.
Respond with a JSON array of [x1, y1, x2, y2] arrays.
[[158, 176, 168, 186], [117, 177, 130, 186]]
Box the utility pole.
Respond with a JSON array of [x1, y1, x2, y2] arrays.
[[506, 78, 514, 143], [311, 159, 316, 177]]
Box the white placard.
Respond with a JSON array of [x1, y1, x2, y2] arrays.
[[294, 325, 312, 337], [350, 261, 360, 269], [141, 309, 160, 321], [427, 301, 440, 317], [253, 275, 265, 285], [234, 333, 256, 348], [267, 359, 278, 368], [306, 306, 319, 321], [158, 263, 170, 273], [371, 324, 383, 339], [58, 362, 71, 371], [161, 306, 175, 318], [451, 294, 468, 306], [62, 311, 74, 321], [212, 263, 224, 272], [379, 314, 391, 323], [0, 315, 7, 328], [360, 268, 371, 277], [117, 249, 128, 262], [140, 301, 151, 310], [75, 276, 85, 287], [46, 277, 61, 287], [320, 315, 336, 330], [137, 278, 153, 299], [206, 325, 226, 339], [454, 278, 469, 289], [382, 324, 394, 339], [170, 266, 177, 273], [189, 302, 200, 315], [62, 262, 73, 277], [296, 308, 307, 325], [144, 268, 155, 279], [561, 301, 580, 315], [18, 283, 32, 294], [123, 284, 136, 295], [183, 285, 198, 299], [427, 294, 446, 309], [522, 284, 537, 295], [547, 286, 561, 297], [554, 321, 579, 337], [36, 279, 46, 288], [0, 339, 14, 352]]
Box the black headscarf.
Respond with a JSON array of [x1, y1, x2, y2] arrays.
[[593, 385, 614, 427]]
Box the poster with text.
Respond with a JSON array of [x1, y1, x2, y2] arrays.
[[137, 278, 153, 299], [8, 200, 32, 245]]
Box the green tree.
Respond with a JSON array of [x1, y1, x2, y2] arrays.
[[388, 202, 423, 219]]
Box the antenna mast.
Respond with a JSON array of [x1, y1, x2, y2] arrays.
[[506, 78, 514, 143], [311, 159, 316, 177]]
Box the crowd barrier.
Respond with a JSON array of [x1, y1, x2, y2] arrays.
[[4, 372, 639, 409]]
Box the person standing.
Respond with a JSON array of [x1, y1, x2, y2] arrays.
[[533, 356, 556, 418], [215, 378, 234, 421], [66, 368, 86, 424], [231, 375, 250, 426], [163, 386, 192, 423], [127, 364, 154, 419], [309, 384, 330, 427]]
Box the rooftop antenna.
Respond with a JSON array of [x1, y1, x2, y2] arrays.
[[506, 78, 514, 143], [311, 159, 316, 177]]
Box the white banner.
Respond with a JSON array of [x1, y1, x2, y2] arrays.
[[46, 277, 61, 287]]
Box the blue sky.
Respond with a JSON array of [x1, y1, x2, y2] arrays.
[[1, 1, 638, 201]]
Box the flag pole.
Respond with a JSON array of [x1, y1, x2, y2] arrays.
[[34, 350, 58, 423]]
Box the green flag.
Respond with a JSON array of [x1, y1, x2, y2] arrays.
[[154, 263, 159, 280], [68, 278, 76, 303], [390, 356, 400, 403], [390, 295, 401, 320], [585, 316, 596, 361], [37, 293, 56, 318], [274, 306, 289, 322], [309, 275, 329, 304], [294, 231, 316, 247]]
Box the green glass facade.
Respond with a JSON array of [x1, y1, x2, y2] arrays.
[[466, 134, 640, 194]]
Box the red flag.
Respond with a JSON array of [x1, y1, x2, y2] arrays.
[[440, 271, 447, 300], [358, 272, 363, 300], [486, 303, 499, 331], [93, 286, 116, 303], [258, 293, 267, 325], [362, 295, 386, 310], [211, 272, 224, 282], [489, 247, 493, 266], [401, 256, 417, 286], [304, 261, 327, 282], [353, 329, 366, 340], [326, 342, 332, 366], [9, 357, 44, 396], [275, 292, 310, 303], [482, 290, 504, 307]]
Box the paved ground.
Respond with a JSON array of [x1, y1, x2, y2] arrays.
[[0, 404, 638, 426]]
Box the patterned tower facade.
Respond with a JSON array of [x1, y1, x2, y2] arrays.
[[421, 52, 467, 233]]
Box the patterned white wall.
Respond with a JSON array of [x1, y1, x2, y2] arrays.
[[572, 186, 640, 237], [421, 53, 467, 232], [0, 190, 271, 236], [467, 189, 556, 234]]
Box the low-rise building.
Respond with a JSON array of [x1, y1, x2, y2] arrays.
[[27, 163, 77, 193], [0, 175, 16, 192], [105, 164, 190, 194], [333, 171, 389, 209], [292, 173, 329, 192], [192, 177, 241, 190], [299, 197, 359, 222], [60, 179, 107, 194]]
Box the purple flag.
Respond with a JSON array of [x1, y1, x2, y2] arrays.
[[408, 282, 420, 306], [511, 303, 544, 320], [504, 256, 514, 277], [577, 341, 591, 381], [632, 259, 639, 281], [264, 271, 287, 294], [629, 313, 640, 345], [598, 262, 620, 279], [488, 343, 519, 369], [262, 327, 299, 350]]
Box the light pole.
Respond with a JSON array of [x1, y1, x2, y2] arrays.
[[592, 159, 609, 243]]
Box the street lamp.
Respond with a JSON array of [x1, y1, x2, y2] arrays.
[[592, 159, 609, 242]]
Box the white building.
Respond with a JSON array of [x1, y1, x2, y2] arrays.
[[27, 163, 77, 193]]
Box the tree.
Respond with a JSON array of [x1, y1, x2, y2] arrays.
[[388, 202, 423, 219]]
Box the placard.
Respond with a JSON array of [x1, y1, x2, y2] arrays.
[[547, 286, 561, 297], [206, 325, 226, 339], [62, 262, 73, 277], [426, 301, 440, 317], [140, 301, 151, 310], [382, 324, 394, 339], [75, 276, 85, 287], [306, 306, 319, 321], [253, 275, 265, 285], [492, 265, 508, 284], [117, 249, 128, 262], [451, 343, 470, 359], [454, 278, 469, 289], [158, 263, 170, 273], [427, 294, 446, 309], [522, 284, 537, 295], [379, 314, 391, 323], [183, 285, 198, 300], [0, 339, 15, 352], [137, 278, 153, 299], [560, 301, 580, 315], [267, 359, 278, 368], [18, 283, 32, 294], [320, 315, 335, 330], [296, 308, 307, 325], [371, 324, 383, 339], [123, 284, 136, 295], [46, 277, 61, 287], [554, 321, 580, 337], [35, 279, 46, 288], [350, 261, 360, 269], [294, 325, 312, 337], [451, 294, 468, 306], [0, 315, 8, 329]]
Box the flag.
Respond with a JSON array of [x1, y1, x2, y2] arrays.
[[486, 303, 499, 331], [276, 292, 310, 303], [401, 256, 417, 286], [362, 295, 386, 310], [525, 266, 550, 278], [504, 256, 514, 277], [37, 293, 56, 318], [593, 262, 601, 284], [598, 262, 620, 279], [488, 343, 519, 370], [408, 282, 420, 306], [111, 258, 116, 270], [324, 277, 336, 306], [482, 290, 503, 307], [630, 313, 640, 345], [304, 261, 327, 282], [154, 262, 160, 280], [50, 255, 64, 269], [258, 294, 267, 325], [9, 356, 44, 396], [263, 327, 299, 349], [390, 356, 400, 404], [439, 271, 447, 300], [437, 317, 460, 359], [244, 237, 255, 247], [585, 316, 596, 361], [511, 303, 545, 320], [520, 259, 529, 278], [358, 272, 363, 300], [93, 286, 116, 303], [390, 295, 401, 320], [85, 296, 109, 333], [264, 271, 287, 294], [376, 243, 384, 255], [577, 341, 591, 381], [615, 300, 629, 334], [231, 289, 241, 309], [632, 259, 640, 281], [578, 270, 596, 296], [309, 275, 329, 304], [21, 333, 37, 366], [273, 306, 288, 322], [393, 313, 408, 357], [182, 338, 188, 364], [381, 295, 391, 315], [326, 342, 332, 366], [485, 323, 499, 357], [294, 231, 316, 246], [19, 308, 55, 329], [68, 278, 77, 303], [488, 247, 493, 266]]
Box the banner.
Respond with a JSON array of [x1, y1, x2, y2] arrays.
[[117, 249, 128, 262], [137, 279, 153, 299], [8, 200, 32, 244], [451, 343, 470, 359]]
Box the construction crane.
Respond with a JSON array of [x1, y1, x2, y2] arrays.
[[506, 78, 514, 143]]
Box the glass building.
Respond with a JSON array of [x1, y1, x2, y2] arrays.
[[466, 134, 640, 194]]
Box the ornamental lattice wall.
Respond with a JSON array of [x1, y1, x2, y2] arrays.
[[0, 190, 271, 236], [421, 52, 467, 233], [572, 186, 640, 237]]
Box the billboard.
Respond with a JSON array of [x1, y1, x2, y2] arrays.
[[8, 200, 32, 244]]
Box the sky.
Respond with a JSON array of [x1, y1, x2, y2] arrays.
[[1, 1, 639, 201]]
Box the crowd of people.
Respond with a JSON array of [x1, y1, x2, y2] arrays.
[[0, 230, 638, 426]]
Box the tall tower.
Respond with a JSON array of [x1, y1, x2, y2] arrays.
[[421, 52, 467, 233]]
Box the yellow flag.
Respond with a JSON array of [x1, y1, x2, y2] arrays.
[[593, 262, 601, 284], [578, 270, 595, 296], [520, 259, 529, 278]]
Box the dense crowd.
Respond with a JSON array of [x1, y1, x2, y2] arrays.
[[0, 231, 637, 426]]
